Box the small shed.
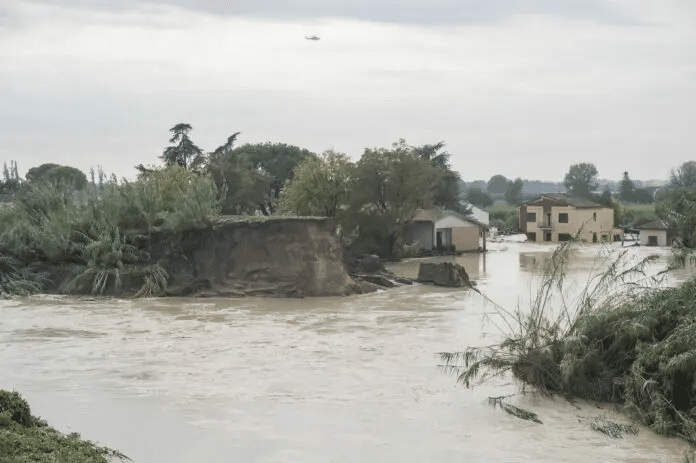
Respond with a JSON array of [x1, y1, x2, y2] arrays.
[[635, 220, 678, 247], [405, 208, 488, 252]]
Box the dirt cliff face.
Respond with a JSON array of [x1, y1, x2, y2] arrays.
[[171, 217, 354, 297]]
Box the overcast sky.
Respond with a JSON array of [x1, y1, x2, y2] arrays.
[[2, 0, 695, 183]]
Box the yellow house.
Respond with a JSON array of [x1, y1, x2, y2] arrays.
[[519, 194, 620, 243]]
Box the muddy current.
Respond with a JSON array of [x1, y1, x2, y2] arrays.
[[1, 240, 694, 462]]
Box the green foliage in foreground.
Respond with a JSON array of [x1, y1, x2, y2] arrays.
[[442, 242, 696, 444], [0, 390, 130, 462]]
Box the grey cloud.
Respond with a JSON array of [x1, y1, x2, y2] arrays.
[[22, 0, 639, 25]]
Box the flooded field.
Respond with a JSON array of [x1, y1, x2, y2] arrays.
[[1, 240, 694, 462]]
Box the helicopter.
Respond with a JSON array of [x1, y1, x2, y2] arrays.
[[305, 35, 320, 41]]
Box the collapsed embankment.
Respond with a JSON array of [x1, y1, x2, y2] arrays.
[[59, 216, 406, 297], [163, 217, 356, 297]]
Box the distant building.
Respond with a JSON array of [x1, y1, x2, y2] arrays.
[[635, 221, 678, 246], [518, 194, 621, 243]]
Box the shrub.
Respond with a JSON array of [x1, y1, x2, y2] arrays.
[[440, 242, 696, 442], [0, 390, 32, 427]]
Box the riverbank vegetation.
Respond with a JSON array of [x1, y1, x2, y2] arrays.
[[1, 124, 695, 297], [442, 242, 696, 444], [0, 165, 219, 297], [0, 390, 129, 462]]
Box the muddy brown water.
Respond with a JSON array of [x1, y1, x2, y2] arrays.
[[1, 240, 694, 462]]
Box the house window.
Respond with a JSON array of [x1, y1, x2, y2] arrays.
[[593, 232, 597, 243], [648, 235, 658, 246], [601, 234, 608, 242], [593, 212, 597, 221], [527, 232, 536, 242], [526, 212, 536, 222], [558, 233, 572, 241], [558, 213, 568, 223], [545, 233, 552, 242]]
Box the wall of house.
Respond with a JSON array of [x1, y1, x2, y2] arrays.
[[639, 230, 667, 246], [435, 215, 480, 251], [404, 221, 434, 251], [522, 205, 544, 241], [452, 226, 479, 251], [521, 205, 614, 243], [567, 207, 614, 243]]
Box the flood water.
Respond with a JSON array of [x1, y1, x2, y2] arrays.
[[1, 239, 694, 462]]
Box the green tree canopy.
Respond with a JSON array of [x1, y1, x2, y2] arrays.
[[229, 142, 316, 215], [25, 163, 87, 190], [279, 150, 352, 217], [657, 190, 696, 248], [669, 161, 696, 190], [161, 123, 205, 170], [347, 139, 439, 257], [465, 186, 493, 209], [0, 161, 22, 196], [487, 175, 509, 195], [206, 133, 271, 215], [413, 141, 464, 212], [618, 171, 635, 202], [563, 163, 598, 198], [504, 178, 524, 205]]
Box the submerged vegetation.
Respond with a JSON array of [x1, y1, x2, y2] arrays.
[[0, 390, 129, 462], [442, 241, 696, 444]]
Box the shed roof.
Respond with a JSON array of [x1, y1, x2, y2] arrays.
[[521, 193, 603, 209], [635, 220, 671, 230], [410, 208, 489, 229]]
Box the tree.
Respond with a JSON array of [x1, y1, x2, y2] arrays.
[[229, 142, 316, 215], [504, 178, 524, 205], [465, 187, 493, 209], [632, 188, 654, 204], [25, 163, 87, 190], [413, 141, 464, 212], [413, 141, 450, 170], [0, 161, 22, 197], [206, 133, 271, 215], [347, 140, 438, 257], [487, 175, 509, 195], [563, 163, 598, 198], [618, 171, 636, 202], [669, 161, 696, 190], [657, 190, 696, 248], [279, 150, 352, 217], [161, 123, 205, 170]]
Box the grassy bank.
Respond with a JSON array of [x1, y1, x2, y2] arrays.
[[442, 242, 696, 444], [0, 390, 129, 462]]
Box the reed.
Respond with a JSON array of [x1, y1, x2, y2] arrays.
[[441, 240, 696, 442]]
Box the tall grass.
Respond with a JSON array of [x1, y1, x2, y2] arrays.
[[0, 165, 219, 296], [440, 241, 696, 442]]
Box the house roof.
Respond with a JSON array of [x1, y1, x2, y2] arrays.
[[521, 193, 604, 209], [636, 220, 671, 230], [410, 208, 489, 229], [460, 202, 490, 226]]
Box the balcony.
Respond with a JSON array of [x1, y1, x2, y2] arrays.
[[537, 221, 553, 229]]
